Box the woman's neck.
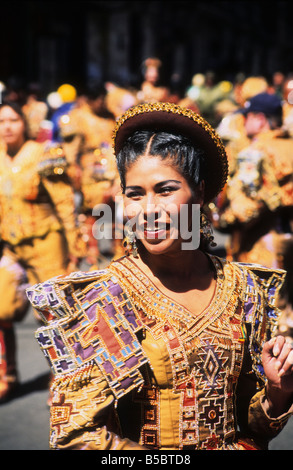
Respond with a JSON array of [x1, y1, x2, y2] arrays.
[[136, 246, 212, 281]]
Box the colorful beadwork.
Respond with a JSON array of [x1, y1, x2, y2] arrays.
[[109, 255, 285, 448], [28, 270, 149, 400], [28, 255, 285, 449]]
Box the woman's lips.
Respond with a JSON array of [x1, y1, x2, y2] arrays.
[[140, 223, 171, 240], [143, 227, 167, 239]]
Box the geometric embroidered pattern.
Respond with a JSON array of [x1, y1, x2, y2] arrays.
[[27, 255, 286, 450], [108, 255, 285, 448], [28, 271, 149, 400]]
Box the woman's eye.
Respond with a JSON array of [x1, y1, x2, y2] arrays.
[[159, 186, 176, 194], [125, 191, 142, 199]]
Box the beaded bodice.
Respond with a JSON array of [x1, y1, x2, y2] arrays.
[[28, 255, 285, 449], [109, 256, 246, 448]]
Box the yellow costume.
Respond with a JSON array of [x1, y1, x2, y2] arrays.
[[59, 102, 120, 265], [105, 83, 138, 120], [0, 139, 84, 401], [212, 130, 293, 336], [27, 255, 292, 450], [61, 103, 117, 201]]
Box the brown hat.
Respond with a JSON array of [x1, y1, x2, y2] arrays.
[[113, 102, 228, 203]]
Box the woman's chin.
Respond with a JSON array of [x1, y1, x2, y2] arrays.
[[139, 236, 182, 256]]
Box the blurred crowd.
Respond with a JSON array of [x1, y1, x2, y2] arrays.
[[1, 56, 293, 403]]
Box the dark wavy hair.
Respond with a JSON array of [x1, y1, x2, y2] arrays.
[[116, 129, 206, 194]]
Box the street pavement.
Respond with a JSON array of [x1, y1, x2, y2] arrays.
[[0, 233, 292, 451], [0, 308, 51, 450]]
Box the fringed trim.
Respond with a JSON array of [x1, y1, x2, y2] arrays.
[[51, 360, 95, 392]]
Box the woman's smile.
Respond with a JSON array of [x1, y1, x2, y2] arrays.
[[143, 223, 169, 240], [124, 155, 202, 254]]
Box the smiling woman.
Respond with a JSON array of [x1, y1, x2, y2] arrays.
[[123, 153, 201, 251], [118, 130, 203, 254], [27, 102, 293, 450]]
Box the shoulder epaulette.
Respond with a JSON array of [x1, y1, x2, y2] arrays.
[[27, 269, 148, 400], [234, 261, 286, 383]]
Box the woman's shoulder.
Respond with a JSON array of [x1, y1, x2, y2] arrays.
[[28, 266, 112, 290], [223, 259, 286, 383], [229, 258, 286, 289], [215, 254, 286, 281], [26, 266, 116, 324], [29, 262, 148, 398], [212, 254, 286, 305]]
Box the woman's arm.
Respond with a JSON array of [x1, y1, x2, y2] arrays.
[[236, 337, 293, 448], [49, 363, 146, 450]]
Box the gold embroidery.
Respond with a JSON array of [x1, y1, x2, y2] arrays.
[[109, 255, 247, 448]]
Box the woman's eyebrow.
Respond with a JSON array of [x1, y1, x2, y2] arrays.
[[125, 185, 142, 191], [125, 180, 182, 191], [154, 180, 182, 188]]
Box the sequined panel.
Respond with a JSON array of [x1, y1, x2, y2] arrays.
[[133, 385, 160, 448], [34, 272, 149, 399], [109, 255, 285, 449]]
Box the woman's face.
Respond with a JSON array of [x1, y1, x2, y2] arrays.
[[124, 155, 203, 256], [0, 106, 26, 149]]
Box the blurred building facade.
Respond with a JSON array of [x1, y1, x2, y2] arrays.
[[1, 1, 293, 96]]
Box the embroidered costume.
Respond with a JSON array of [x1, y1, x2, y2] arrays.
[[0, 139, 85, 401], [59, 102, 120, 264], [211, 129, 293, 337], [27, 255, 292, 450], [0, 139, 84, 291]]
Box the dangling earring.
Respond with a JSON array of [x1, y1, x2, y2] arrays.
[[200, 211, 217, 248], [123, 225, 139, 257]]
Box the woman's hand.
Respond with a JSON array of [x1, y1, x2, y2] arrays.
[[262, 335, 293, 416]]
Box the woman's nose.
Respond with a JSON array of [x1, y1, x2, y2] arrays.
[[143, 195, 162, 219]]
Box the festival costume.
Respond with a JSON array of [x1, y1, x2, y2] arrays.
[[212, 129, 293, 336], [139, 81, 169, 104], [59, 103, 120, 264], [27, 254, 293, 450], [105, 84, 138, 120], [0, 139, 84, 401], [26, 102, 293, 448]]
